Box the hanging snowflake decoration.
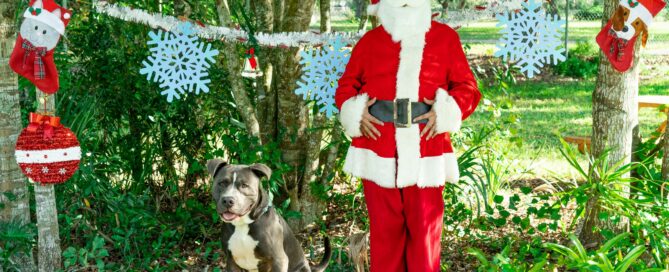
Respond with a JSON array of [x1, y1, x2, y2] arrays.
[[295, 37, 351, 118], [140, 22, 219, 102], [494, 0, 566, 78]]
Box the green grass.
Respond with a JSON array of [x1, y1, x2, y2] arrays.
[[467, 76, 669, 178]]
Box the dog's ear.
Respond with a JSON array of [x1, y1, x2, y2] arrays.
[[249, 163, 272, 179], [611, 6, 626, 31], [641, 28, 649, 47], [207, 159, 228, 178], [250, 186, 270, 219]]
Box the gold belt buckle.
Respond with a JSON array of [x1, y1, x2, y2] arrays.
[[394, 98, 412, 128]]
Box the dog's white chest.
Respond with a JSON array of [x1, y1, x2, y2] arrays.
[[228, 220, 260, 271]]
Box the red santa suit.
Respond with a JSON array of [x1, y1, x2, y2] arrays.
[[334, 0, 481, 270]]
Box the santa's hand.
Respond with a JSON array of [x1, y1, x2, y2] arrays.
[[414, 98, 438, 139], [361, 98, 384, 140]]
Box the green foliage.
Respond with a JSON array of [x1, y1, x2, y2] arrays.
[[544, 233, 648, 272], [0, 220, 36, 270], [63, 236, 109, 270], [553, 42, 600, 79], [467, 244, 547, 272]]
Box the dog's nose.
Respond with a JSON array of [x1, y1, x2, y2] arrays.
[[222, 197, 235, 208], [622, 26, 629, 32]]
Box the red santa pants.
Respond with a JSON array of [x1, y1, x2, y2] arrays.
[[362, 180, 444, 272]]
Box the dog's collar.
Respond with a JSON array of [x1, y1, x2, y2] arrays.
[[259, 204, 272, 216]]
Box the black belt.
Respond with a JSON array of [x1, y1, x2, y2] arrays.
[[368, 99, 432, 128]]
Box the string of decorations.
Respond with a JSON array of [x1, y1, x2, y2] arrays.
[[93, 1, 362, 48], [93, 0, 525, 47]]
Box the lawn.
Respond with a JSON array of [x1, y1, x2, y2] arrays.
[[466, 75, 669, 178]]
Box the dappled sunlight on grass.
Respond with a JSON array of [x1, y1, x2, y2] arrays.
[[467, 77, 669, 177]]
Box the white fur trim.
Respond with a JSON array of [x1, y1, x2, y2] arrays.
[[343, 146, 458, 188], [413, 153, 460, 188], [367, 3, 379, 16], [23, 8, 65, 35], [443, 153, 460, 184], [343, 146, 396, 188], [339, 94, 369, 138], [433, 88, 463, 133], [15, 147, 81, 164], [394, 31, 426, 187]]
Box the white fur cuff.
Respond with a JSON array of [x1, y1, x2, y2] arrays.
[[367, 4, 379, 16], [339, 94, 369, 138], [433, 89, 462, 134]]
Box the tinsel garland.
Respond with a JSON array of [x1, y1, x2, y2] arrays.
[[93, 0, 524, 47], [93, 1, 362, 48]]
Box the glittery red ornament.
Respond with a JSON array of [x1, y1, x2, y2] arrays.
[[14, 113, 80, 185]]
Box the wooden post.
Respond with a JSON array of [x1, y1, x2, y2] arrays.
[[34, 91, 62, 272]]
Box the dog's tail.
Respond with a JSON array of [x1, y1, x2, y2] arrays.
[[310, 237, 331, 272]]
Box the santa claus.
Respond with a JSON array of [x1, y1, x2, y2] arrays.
[[335, 0, 481, 270]]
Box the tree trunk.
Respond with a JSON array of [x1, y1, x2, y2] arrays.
[[320, 0, 331, 33], [580, 0, 639, 246], [250, 0, 278, 143], [34, 91, 62, 271], [214, 2, 263, 144], [215, 0, 233, 26], [357, 0, 369, 32], [0, 2, 37, 271], [275, 0, 322, 230], [218, 0, 326, 231], [457, 0, 466, 9]]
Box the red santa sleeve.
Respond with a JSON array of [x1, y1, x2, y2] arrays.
[[432, 30, 482, 134], [335, 35, 369, 138]]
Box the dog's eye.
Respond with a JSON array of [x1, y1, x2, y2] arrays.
[[239, 183, 249, 189]]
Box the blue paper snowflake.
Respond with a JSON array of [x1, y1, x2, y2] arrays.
[[494, 0, 566, 78], [295, 37, 351, 118], [140, 22, 219, 102]]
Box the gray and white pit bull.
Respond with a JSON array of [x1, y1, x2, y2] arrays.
[[207, 159, 331, 272]]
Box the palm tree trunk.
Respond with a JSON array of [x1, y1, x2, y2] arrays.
[[34, 91, 62, 271], [580, 0, 639, 246], [0, 2, 37, 271]]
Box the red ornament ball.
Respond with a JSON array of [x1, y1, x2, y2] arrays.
[[15, 124, 81, 185]]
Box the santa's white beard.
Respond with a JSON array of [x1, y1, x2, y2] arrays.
[[377, 3, 432, 42]]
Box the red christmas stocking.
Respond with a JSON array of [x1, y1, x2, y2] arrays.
[[596, 0, 666, 73], [9, 35, 60, 94], [9, 0, 71, 94]]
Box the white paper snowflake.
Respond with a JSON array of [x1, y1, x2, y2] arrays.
[[140, 22, 220, 102], [295, 37, 351, 118], [494, 0, 566, 78]]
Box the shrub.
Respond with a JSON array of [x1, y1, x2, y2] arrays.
[[553, 42, 600, 79]]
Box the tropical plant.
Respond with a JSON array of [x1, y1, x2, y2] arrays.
[[544, 233, 651, 272], [468, 243, 547, 272]]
